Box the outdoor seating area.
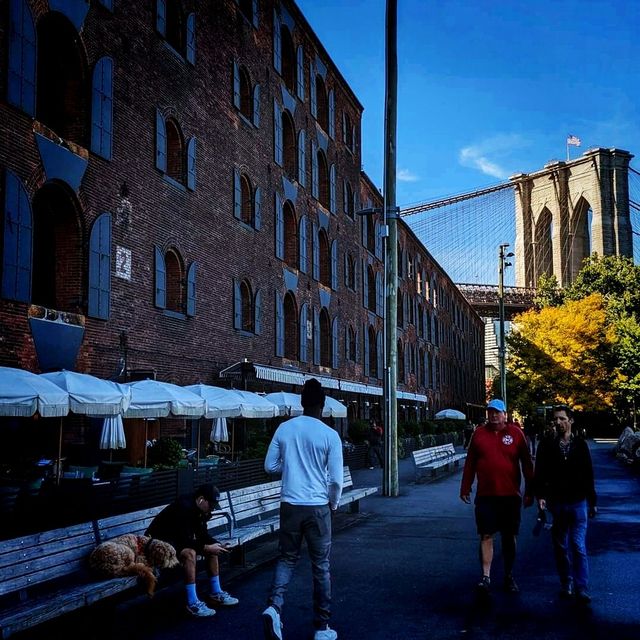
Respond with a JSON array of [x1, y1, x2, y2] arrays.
[[411, 443, 467, 482]]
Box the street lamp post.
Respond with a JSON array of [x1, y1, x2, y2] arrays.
[[498, 244, 514, 408]]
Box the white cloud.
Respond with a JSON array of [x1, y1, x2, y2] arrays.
[[397, 168, 419, 182], [458, 134, 526, 180]]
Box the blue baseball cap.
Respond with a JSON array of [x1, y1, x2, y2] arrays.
[[487, 399, 506, 412]]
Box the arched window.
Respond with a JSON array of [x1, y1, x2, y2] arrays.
[[165, 0, 183, 53], [165, 118, 184, 183], [31, 183, 82, 313], [240, 174, 253, 225], [318, 228, 331, 287], [345, 253, 356, 290], [239, 65, 252, 120], [397, 340, 405, 383], [397, 290, 404, 327], [165, 248, 184, 313], [317, 149, 329, 209], [315, 75, 328, 131], [283, 292, 298, 360], [240, 279, 253, 332], [319, 307, 331, 367], [368, 326, 378, 378], [344, 181, 354, 217], [282, 111, 296, 179], [283, 201, 298, 268], [343, 112, 353, 150], [367, 265, 376, 313], [36, 12, 87, 146], [280, 25, 296, 93], [347, 324, 357, 361]]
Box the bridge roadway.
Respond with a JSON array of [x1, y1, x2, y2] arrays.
[[456, 283, 536, 319]]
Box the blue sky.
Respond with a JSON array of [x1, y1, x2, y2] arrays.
[[296, 0, 640, 209]]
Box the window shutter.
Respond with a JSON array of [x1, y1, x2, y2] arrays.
[[352, 124, 357, 153], [91, 57, 113, 160], [88, 213, 111, 320], [299, 215, 307, 273], [254, 289, 263, 334], [8, 0, 36, 116], [275, 192, 284, 259], [313, 308, 320, 365], [377, 332, 383, 379], [155, 109, 167, 172], [332, 317, 339, 368], [99, 0, 113, 9], [275, 292, 284, 356], [187, 138, 196, 190], [273, 10, 281, 73], [186, 13, 196, 64], [273, 100, 283, 166], [156, 0, 166, 36], [404, 343, 409, 379], [328, 89, 335, 138], [299, 303, 308, 363], [296, 45, 305, 100], [362, 262, 369, 309], [233, 279, 241, 329], [331, 239, 338, 290], [375, 222, 383, 259], [311, 141, 318, 199], [343, 253, 348, 287], [233, 168, 241, 219], [363, 325, 370, 376], [353, 191, 358, 219], [254, 186, 262, 229], [312, 222, 319, 280], [154, 246, 166, 309], [297, 130, 306, 186], [403, 293, 409, 328], [342, 179, 347, 214], [329, 164, 336, 213], [376, 272, 383, 317], [186, 262, 196, 316], [355, 327, 360, 362], [233, 61, 241, 108], [252, 84, 261, 127], [310, 62, 317, 117], [2, 170, 32, 302], [361, 213, 367, 247], [252, 0, 259, 28]]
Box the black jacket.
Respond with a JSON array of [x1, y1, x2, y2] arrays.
[[145, 493, 216, 554], [534, 435, 596, 508]]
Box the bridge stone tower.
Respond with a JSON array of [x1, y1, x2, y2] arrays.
[[511, 147, 633, 288]]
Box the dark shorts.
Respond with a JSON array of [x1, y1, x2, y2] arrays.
[[474, 496, 522, 536]]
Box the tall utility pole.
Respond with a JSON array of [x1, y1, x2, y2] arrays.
[[498, 243, 513, 409], [383, 0, 399, 497]]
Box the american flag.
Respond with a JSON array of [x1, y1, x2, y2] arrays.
[[567, 134, 581, 146]]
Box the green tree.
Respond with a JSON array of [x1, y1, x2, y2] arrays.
[[533, 272, 564, 309]]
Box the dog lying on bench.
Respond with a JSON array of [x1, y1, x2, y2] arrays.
[[89, 534, 179, 595]]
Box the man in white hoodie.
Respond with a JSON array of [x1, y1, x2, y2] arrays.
[[262, 378, 343, 640]]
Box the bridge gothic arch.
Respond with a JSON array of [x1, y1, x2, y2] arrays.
[[513, 147, 633, 288]]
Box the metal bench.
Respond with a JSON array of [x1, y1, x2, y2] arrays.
[[411, 443, 466, 482]]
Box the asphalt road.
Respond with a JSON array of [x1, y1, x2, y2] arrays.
[[20, 441, 640, 640]]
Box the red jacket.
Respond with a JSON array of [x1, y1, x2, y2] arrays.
[[460, 423, 533, 498]]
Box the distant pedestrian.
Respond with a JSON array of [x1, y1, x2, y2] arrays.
[[524, 417, 539, 457], [366, 419, 384, 469], [460, 398, 534, 596], [534, 404, 597, 603], [463, 420, 475, 449], [262, 378, 344, 640]]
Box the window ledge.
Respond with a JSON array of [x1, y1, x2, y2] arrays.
[[163, 309, 186, 320], [162, 175, 187, 191]]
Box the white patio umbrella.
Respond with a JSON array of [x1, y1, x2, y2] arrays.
[[122, 379, 206, 418], [40, 370, 131, 416], [323, 396, 347, 418], [99, 415, 127, 461], [0, 366, 69, 417], [210, 417, 229, 443], [230, 390, 280, 419], [434, 408, 466, 420], [184, 384, 243, 419], [263, 391, 303, 417]]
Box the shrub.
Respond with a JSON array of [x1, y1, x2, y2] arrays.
[[348, 419, 369, 444], [148, 437, 183, 470]]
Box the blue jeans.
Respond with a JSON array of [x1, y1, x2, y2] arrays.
[[548, 499, 589, 590], [268, 502, 332, 629]]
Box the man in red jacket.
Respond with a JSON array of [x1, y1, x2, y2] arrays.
[[460, 399, 534, 596]]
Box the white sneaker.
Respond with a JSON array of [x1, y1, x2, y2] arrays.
[[314, 627, 337, 640], [207, 590, 239, 606], [186, 600, 216, 617], [262, 605, 283, 640]]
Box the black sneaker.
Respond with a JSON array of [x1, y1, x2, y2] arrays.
[[262, 605, 283, 640], [504, 574, 519, 594], [476, 575, 491, 593]]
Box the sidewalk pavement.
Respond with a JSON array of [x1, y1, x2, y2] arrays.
[[22, 442, 640, 640]]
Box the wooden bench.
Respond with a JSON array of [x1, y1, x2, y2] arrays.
[[412, 443, 466, 482], [216, 466, 378, 565]]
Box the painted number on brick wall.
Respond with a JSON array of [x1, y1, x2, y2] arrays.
[[116, 246, 132, 280]]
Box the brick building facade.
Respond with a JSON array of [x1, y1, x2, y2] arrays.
[[0, 0, 484, 437]]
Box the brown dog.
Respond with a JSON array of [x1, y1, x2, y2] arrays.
[[89, 533, 179, 596]]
